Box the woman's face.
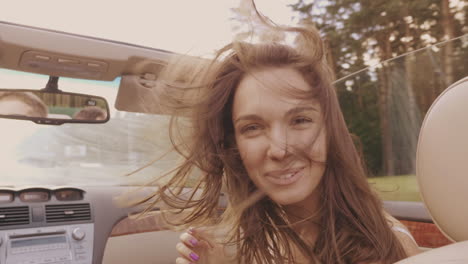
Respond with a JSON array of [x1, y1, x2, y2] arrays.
[[232, 67, 327, 206]]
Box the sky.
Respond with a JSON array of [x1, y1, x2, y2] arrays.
[[1, 0, 297, 56]]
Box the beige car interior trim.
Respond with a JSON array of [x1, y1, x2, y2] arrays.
[[103, 230, 182, 264], [395, 240, 468, 264], [416, 76, 468, 242], [396, 76, 468, 263], [0, 21, 172, 81]]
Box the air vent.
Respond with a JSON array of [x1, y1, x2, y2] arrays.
[[45, 203, 91, 223], [0, 206, 30, 227]]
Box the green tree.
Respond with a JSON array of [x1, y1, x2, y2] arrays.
[[290, 0, 466, 175]]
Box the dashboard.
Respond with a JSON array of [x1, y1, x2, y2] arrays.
[[0, 186, 141, 264]]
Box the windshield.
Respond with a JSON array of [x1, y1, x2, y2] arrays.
[[0, 69, 178, 187], [1, 35, 465, 189]]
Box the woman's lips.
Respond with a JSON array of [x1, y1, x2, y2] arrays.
[[265, 167, 304, 186]]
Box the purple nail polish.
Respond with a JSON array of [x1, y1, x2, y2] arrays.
[[190, 252, 199, 261], [190, 238, 198, 246]]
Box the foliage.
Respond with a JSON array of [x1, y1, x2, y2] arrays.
[[290, 0, 468, 175]]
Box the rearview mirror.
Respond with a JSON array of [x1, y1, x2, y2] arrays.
[[0, 89, 110, 125]]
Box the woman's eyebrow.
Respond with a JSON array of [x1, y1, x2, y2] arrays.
[[234, 114, 262, 125], [234, 106, 317, 124], [285, 106, 318, 116]]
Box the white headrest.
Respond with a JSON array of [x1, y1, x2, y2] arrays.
[[416, 76, 468, 242]]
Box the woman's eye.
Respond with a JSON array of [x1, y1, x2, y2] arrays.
[[240, 124, 262, 134], [292, 117, 312, 126]]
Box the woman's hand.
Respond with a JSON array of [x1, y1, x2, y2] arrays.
[[175, 227, 235, 264]]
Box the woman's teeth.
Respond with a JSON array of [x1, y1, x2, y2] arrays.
[[279, 172, 295, 179]]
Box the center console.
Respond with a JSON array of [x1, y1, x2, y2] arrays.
[[0, 223, 93, 264]]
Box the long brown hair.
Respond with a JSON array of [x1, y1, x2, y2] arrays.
[[132, 12, 408, 264]]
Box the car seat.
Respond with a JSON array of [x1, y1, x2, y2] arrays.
[[395, 76, 468, 263]]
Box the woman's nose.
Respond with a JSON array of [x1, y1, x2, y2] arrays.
[[267, 128, 289, 160]]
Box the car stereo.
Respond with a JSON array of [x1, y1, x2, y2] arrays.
[[0, 223, 93, 264]]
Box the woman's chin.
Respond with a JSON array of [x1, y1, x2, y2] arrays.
[[269, 192, 308, 206], [267, 187, 321, 210]]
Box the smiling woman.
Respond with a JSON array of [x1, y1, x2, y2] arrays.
[[130, 4, 420, 263], [4, 0, 465, 263], [232, 67, 327, 207]]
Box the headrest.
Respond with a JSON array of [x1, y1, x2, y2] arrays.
[[416, 76, 468, 242]]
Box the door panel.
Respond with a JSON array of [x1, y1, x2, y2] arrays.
[[103, 230, 182, 264]]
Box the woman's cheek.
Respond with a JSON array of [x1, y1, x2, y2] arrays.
[[237, 138, 265, 173], [294, 128, 327, 162], [238, 140, 254, 163], [309, 129, 327, 162]]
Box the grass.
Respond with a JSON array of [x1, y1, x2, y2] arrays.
[[368, 174, 422, 202]]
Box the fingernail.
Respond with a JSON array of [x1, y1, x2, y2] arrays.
[[188, 227, 195, 234], [190, 252, 199, 261], [190, 238, 198, 246]]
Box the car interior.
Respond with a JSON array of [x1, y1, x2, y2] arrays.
[[0, 21, 467, 264], [0, 21, 184, 264]]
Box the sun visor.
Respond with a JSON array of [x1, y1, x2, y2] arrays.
[[115, 57, 171, 115], [116, 55, 209, 116], [115, 74, 167, 115], [115, 74, 203, 117]]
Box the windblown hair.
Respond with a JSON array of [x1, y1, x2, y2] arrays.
[[132, 12, 408, 264]]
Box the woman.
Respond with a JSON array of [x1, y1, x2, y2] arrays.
[[137, 13, 420, 264]]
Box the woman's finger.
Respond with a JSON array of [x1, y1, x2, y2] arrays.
[[175, 257, 193, 264], [180, 232, 199, 248], [176, 242, 200, 262], [189, 226, 229, 249]]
